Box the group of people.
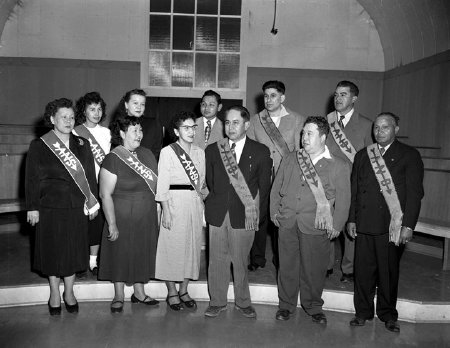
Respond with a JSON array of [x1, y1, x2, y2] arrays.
[[26, 80, 424, 334]]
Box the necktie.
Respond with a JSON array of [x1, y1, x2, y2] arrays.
[[338, 115, 345, 129], [380, 147, 385, 156], [205, 120, 212, 143], [230, 142, 236, 159]]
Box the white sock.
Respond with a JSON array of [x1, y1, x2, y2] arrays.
[[89, 255, 97, 270]]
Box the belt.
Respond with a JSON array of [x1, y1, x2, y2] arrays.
[[169, 185, 194, 191]]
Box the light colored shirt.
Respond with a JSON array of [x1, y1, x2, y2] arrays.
[[338, 108, 355, 128], [229, 136, 246, 163], [311, 145, 332, 165], [203, 117, 217, 131], [270, 105, 289, 128]]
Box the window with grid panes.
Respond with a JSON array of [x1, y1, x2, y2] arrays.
[[149, 0, 242, 89]]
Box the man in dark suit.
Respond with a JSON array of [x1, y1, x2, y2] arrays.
[[204, 105, 272, 319], [247, 80, 306, 271], [270, 116, 351, 324], [325, 80, 373, 282], [193, 90, 225, 149], [348, 112, 424, 332]]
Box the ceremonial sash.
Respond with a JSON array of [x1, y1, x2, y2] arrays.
[[259, 110, 290, 158], [41, 131, 100, 215], [217, 139, 259, 231], [329, 111, 357, 163], [111, 146, 158, 196], [367, 144, 403, 245], [169, 143, 203, 199], [296, 149, 334, 232], [74, 124, 107, 166]]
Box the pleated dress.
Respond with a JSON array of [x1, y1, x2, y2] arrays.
[[98, 146, 158, 283]]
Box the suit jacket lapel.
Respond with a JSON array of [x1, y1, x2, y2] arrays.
[[196, 117, 206, 144], [344, 111, 359, 135]]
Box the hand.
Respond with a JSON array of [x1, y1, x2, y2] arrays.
[[327, 228, 340, 240], [347, 222, 357, 238], [162, 209, 173, 230], [271, 213, 280, 228], [108, 224, 119, 241], [399, 226, 413, 245], [27, 210, 39, 226], [89, 210, 98, 220]]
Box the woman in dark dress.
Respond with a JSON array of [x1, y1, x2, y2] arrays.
[[98, 116, 159, 313], [26, 98, 99, 315]]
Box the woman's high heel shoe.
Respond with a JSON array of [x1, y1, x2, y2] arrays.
[[47, 301, 61, 316], [166, 294, 183, 311], [63, 292, 79, 313]]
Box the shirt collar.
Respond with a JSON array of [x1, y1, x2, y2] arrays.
[[229, 135, 246, 148], [338, 108, 354, 127], [312, 145, 332, 165], [204, 117, 216, 129]]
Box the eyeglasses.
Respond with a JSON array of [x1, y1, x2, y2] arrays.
[[179, 125, 198, 131]]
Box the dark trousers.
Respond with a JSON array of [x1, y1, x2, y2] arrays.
[[249, 213, 268, 267], [278, 224, 330, 315], [354, 233, 405, 322]]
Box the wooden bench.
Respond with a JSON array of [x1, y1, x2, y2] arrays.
[[413, 220, 450, 270]]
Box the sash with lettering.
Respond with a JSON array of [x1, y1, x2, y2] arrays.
[[259, 110, 290, 158], [74, 124, 107, 166], [40, 131, 100, 215], [328, 111, 357, 163], [367, 144, 403, 245], [296, 148, 334, 232], [111, 145, 157, 196], [169, 143, 203, 199], [217, 139, 259, 231]]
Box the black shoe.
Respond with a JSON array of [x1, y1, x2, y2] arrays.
[[275, 309, 291, 321], [179, 292, 197, 309], [340, 273, 354, 283], [385, 320, 400, 332], [248, 263, 264, 271], [110, 299, 124, 313], [90, 267, 98, 276], [47, 301, 61, 316], [311, 313, 327, 324], [350, 316, 367, 326], [166, 294, 183, 311], [326, 269, 333, 277], [130, 293, 159, 306], [63, 292, 79, 313]]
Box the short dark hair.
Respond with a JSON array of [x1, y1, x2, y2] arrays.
[[109, 115, 141, 147], [336, 80, 359, 97], [262, 80, 285, 94], [377, 112, 400, 126], [303, 116, 330, 137], [113, 88, 147, 120], [43, 98, 74, 127], [75, 91, 107, 125], [225, 105, 250, 122], [201, 90, 222, 105], [168, 111, 196, 142]]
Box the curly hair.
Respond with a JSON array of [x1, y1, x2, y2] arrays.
[[109, 115, 142, 147], [75, 91, 107, 125], [168, 111, 196, 141], [43, 98, 74, 127]]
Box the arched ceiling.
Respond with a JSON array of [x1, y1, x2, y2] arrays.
[[358, 0, 450, 70]]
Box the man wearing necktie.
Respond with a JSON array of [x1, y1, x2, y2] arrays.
[[193, 90, 225, 149], [204, 106, 272, 319], [325, 80, 374, 283], [348, 112, 424, 332]]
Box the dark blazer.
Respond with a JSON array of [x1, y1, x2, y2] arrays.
[[348, 140, 424, 235], [193, 116, 225, 149], [205, 137, 273, 229], [26, 133, 98, 210], [326, 110, 373, 165], [270, 151, 351, 234]]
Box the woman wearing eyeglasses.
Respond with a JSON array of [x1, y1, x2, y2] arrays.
[[155, 111, 206, 311]]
